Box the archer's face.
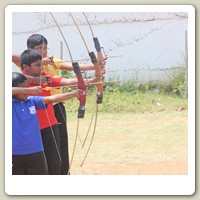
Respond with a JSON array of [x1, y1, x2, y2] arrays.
[[14, 80, 29, 100], [23, 59, 42, 76], [32, 43, 48, 58]]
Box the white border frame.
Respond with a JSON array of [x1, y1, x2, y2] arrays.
[[5, 5, 195, 195]]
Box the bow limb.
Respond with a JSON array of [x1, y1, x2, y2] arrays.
[[68, 12, 103, 104], [50, 12, 86, 174], [80, 103, 98, 167], [68, 12, 104, 166], [50, 12, 86, 117], [82, 12, 105, 104], [81, 14, 103, 166]]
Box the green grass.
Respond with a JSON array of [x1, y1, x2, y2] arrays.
[[65, 90, 188, 114]]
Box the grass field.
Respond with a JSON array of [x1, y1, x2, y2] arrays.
[[66, 109, 188, 175]]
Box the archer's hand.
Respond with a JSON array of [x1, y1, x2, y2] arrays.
[[74, 89, 86, 99], [28, 86, 42, 94], [98, 60, 106, 70], [88, 76, 103, 84], [41, 56, 54, 65], [32, 75, 52, 84], [39, 75, 52, 84]]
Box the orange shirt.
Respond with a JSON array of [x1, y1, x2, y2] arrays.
[[42, 57, 63, 96]]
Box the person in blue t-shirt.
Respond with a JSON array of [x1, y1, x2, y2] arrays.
[[12, 72, 83, 175]]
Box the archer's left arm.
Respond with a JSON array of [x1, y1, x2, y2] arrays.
[[58, 76, 101, 87], [60, 62, 95, 71], [59, 77, 79, 86]]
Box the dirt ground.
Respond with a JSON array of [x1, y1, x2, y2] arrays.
[[69, 160, 187, 175], [67, 111, 188, 175]]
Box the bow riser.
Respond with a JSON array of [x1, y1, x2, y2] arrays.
[[88, 51, 103, 104], [93, 37, 104, 60], [93, 38, 105, 104], [72, 62, 86, 118]]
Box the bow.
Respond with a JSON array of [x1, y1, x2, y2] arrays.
[[50, 12, 86, 174], [68, 12, 103, 104], [73, 62, 86, 118], [68, 12, 106, 167], [81, 12, 107, 166], [83, 12, 105, 104]]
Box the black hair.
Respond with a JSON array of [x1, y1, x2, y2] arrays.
[[27, 34, 48, 49], [20, 49, 42, 69], [12, 72, 27, 87]]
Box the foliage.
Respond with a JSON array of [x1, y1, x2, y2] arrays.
[[57, 70, 73, 79], [64, 66, 187, 114], [160, 68, 186, 97], [106, 67, 186, 97], [65, 89, 187, 114]]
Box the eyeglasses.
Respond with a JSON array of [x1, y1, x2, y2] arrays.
[[33, 46, 49, 51]]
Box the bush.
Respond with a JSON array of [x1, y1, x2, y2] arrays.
[[106, 67, 186, 98], [159, 67, 186, 97]]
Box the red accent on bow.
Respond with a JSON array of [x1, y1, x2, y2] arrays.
[[76, 73, 86, 106]]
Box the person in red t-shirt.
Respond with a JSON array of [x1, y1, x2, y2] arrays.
[[20, 49, 99, 175]]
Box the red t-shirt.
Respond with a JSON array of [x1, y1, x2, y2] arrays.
[[29, 72, 62, 130]]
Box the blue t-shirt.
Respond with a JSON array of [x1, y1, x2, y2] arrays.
[[12, 96, 47, 155]]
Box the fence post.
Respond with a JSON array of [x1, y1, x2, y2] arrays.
[[60, 41, 63, 60], [185, 30, 188, 98]]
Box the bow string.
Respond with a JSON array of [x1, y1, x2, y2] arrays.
[[50, 12, 86, 174]]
